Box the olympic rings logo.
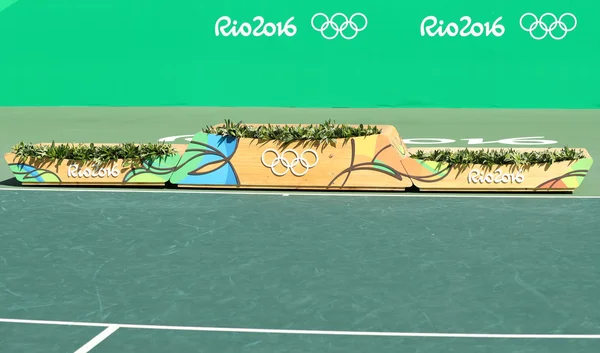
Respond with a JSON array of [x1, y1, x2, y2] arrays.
[[311, 13, 368, 40], [520, 13, 577, 40], [261, 149, 319, 177]]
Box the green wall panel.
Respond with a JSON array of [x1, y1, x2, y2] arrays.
[[0, 0, 597, 108]]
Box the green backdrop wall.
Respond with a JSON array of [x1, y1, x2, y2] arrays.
[[0, 0, 597, 108]]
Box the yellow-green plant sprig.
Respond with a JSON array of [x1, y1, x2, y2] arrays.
[[10, 142, 178, 166], [202, 119, 381, 145], [410, 147, 586, 167]]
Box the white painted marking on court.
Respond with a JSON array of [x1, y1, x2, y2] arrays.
[[73, 325, 119, 353], [1, 318, 600, 339], [0, 186, 599, 199]]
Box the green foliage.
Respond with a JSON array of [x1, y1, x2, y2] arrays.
[[10, 142, 178, 166], [202, 119, 381, 145], [410, 147, 586, 167]]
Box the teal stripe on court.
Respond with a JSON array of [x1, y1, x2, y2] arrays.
[[1, 190, 599, 352]]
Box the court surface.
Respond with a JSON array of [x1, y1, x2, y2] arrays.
[[1, 107, 600, 352], [1, 188, 600, 352]]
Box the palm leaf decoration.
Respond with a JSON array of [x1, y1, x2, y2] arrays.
[[202, 119, 381, 146], [410, 147, 585, 166], [10, 142, 178, 166]]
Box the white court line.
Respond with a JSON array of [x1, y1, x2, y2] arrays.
[[0, 186, 599, 199], [73, 325, 119, 353], [1, 318, 600, 339]]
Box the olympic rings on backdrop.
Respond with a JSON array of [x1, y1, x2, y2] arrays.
[[261, 149, 319, 177], [311, 13, 368, 40], [519, 13, 577, 40]]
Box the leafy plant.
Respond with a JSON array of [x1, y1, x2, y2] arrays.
[[410, 147, 586, 167], [202, 119, 381, 145], [10, 142, 178, 166]]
